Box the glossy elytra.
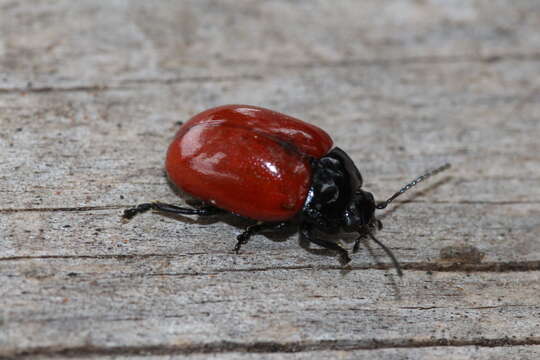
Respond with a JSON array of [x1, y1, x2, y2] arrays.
[[123, 105, 450, 275]]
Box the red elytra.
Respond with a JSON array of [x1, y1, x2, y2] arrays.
[[165, 105, 333, 221]]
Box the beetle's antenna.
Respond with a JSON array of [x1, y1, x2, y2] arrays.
[[375, 163, 451, 210], [366, 231, 403, 277]]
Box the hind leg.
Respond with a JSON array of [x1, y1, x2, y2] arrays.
[[123, 202, 222, 220]]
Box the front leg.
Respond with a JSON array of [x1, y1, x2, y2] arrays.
[[300, 223, 351, 263], [234, 221, 289, 253]]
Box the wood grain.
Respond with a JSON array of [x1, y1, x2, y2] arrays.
[[1, 1, 539, 358]]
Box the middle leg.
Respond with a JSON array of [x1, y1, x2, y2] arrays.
[[234, 222, 289, 253], [300, 223, 351, 263]]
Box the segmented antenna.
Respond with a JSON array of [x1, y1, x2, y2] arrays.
[[375, 163, 451, 210], [368, 232, 403, 277]]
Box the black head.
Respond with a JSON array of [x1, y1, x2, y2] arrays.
[[342, 189, 376, 230]]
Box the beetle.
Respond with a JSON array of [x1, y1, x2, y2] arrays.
[[123, 105, 450, 276]]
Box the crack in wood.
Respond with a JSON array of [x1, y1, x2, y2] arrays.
[[147, 260, 540, 275], [399, 304, 536, 311], [0, 75, 262, 95], [1, 254, 539, 274], [4, 336, 540, 359], [0, 85, 115, 94], [397, 200, 540, 205], [1, 198, 538, 214], [0, 53, 539, 97], [119, 74, 263, 85], [0, 253, 183, 261], [222, 52, 540, 68], [0, 205, 126, 213]]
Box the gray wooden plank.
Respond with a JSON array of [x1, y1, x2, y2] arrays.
[[1, 1, 540, 359], [1, 261, 540, 354], [1, 0, 540, 88], [1, 61, 539, 209]]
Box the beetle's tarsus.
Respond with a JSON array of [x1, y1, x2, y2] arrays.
[[340, 251, 352, 264], [352, 238, 361, 253], [234, 233, 249, 254]]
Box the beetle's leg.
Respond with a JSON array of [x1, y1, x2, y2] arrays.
[[234, 222, 288, 254], [353, 237, 362, 254], [353, 220, 383, 253], [123, 202, 222, 220], [300, 223, 351, 263]]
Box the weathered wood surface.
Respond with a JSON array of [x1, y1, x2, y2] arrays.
[[1, 1, 540, 358]]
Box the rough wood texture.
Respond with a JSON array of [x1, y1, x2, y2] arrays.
[[1, 1, 539, 358]]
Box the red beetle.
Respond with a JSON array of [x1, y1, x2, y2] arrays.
[[124, 105, 450, 275]]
